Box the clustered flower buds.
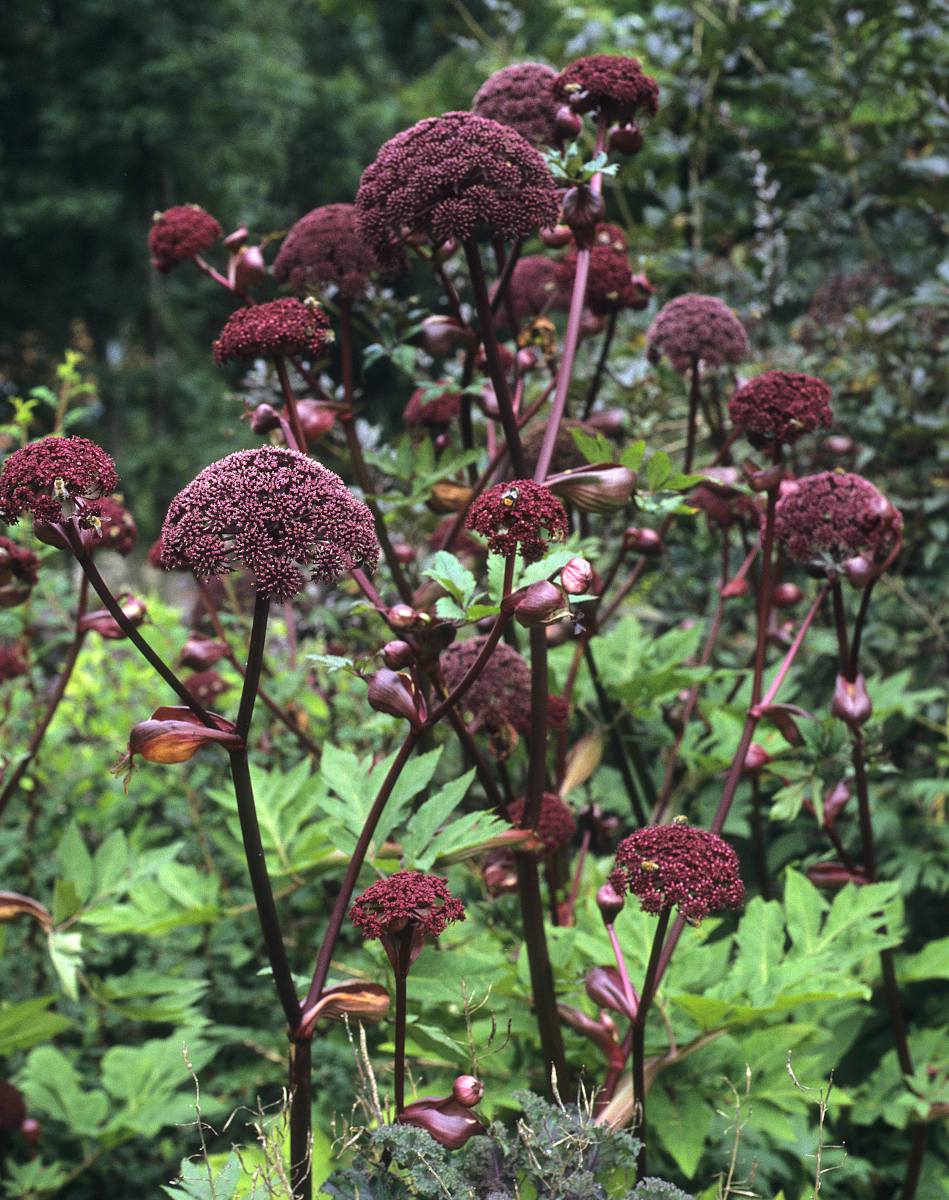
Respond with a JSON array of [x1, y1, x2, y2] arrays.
[[471, 62, 561, 147], [148, 204, 222, 273], [774, 471, 902, 573], [350, 871, 465, 976], [403, 383, 462, 429], [466, 479, 567, 563], [563, 224, 654, 314], [87, 496, 137, 555], [213, 297, 332, 365], [491, 256, 572, 332], [273, 202, 404, 299], [728, 370, 833, 450], [507, 792, 577, 854], [0, 436, 119, 530], [159, 446, 379, 600], [646, 294, 749, 374], [610, 822, 745, 923], [398, 1075, 486, 1148], [553, 54, 660, 124], [440, 637, 537, 745], [355, 112, 560, 266]]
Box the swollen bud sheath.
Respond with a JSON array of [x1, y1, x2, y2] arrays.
[[367, 668, 426, 730], [831, 673, 872, 731], [513, 580, 570, 628], [596, 882, 625, 925]]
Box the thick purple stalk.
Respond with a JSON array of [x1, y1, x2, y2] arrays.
[[274, 357, 310, 454], [632, 907, 671, 1180]]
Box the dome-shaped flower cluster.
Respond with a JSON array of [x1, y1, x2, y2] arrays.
[[554, 55, 659, 123], [610, 823, 744, 923], [87, 496, 137, 556], [646, 294, 749, 374], [472, 62, 560, 147], [148, 204, 223, 273], [403, 384, 462, 429], [355, 113, 560, 268], [492, 256, 572, 331], [774, 472, 902, 566], [350, 871, 465, 941], [0, 437, 119, 527], [466, 479, 568, 563], [565, 225, 654, 315], [160, 446, 379, 601], [440, 637, 533, 738], [508, 792, 576, 854], [273, 203, 403, 299], [729, 370, 833, 450], [213, 298, 332, 365]]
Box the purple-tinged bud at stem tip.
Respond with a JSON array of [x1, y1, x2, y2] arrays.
[[398, 1097, 486, 1149], [249, 403, 281, 434], [586, 965, 639, 1021], [513, 580, 570, 628], [231, 244, 267, 294], [382, 640, 415, 670], [772, 582, 804, 608], [540, 224, 573, 249], [367, 668, 426, 730], [841, 554, 875, 589], [20, 1116, 41, 1148], [624, 526, 662, 556], [561, 556, 594, 595], [387, 604, 420, 630], [561, 184, 605, 247], [78, 595, 147, 640], [555, 105, 583, 139], [807, 861, 867, 890], [547, 465, 636, 513], [418, 315, 472, 358], [452, 1076, 484, 1107], [743, 743, 771, 775], [596, 882, 625, 925], [180, 634, 228, 671], [609, 123, 644, 154], [831, 673, 872, 730]]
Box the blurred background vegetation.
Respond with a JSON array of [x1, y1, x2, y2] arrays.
[[1, 0, 946, 538]]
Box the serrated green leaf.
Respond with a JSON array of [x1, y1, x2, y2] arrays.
[[48, 931, 82, 1000], [569, 426, 616, 465], [402, 770, 476, 869], [423, 550, 477, 606], [0, 997, 71, 1056], [21, 1045, 109, 1136], [620, 440, 646, 471], [93, 829, 128, 896], [645, 450, 673, 491], [56, 822, 93, 903]]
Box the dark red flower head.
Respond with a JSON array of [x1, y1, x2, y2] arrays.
[[0, 643, 28, 683], [350, 871, 465, 941], [472, 62, 560, 147], [440, 636, 532, 738], [403, 383, 462, 429], [213, 298, 331, 365], [272, 203, 404, 299], [466, 479, 568, 563], [565, 225, 654, 315], [610, 822, 744, 923], [508, 792, 576, 854], [646, 294, 749, 374], [86, 496, 137, 556], [355, 112, 560, 267], [774, 471, 902, 567], [492, 255, 572, 332], [729, 370, 833, 450], [0, 436, 119, 527], [148, 204, 222, 273], [0, 536, 40, 605], [160, 446, 379, 600], [554, 55, 659, 123]]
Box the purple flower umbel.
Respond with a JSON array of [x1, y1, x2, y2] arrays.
[[729, 370, 833, 450], [212, 298, 331, 365], [472, 62, 560, 147], [610, 823, 744, 923], [466, 479, 568, 563], [355, 112, 560, 266], [553, 55, 659, 123], [350, 871, 465, 941], [0, 437, 119, 528], [160, 446, 379, 600], [646, 294, 749, 375], [273, 203, 404, 299], [148, 204, 222, 273], [774, 471, 902, 567], [508, 793, 576, 854]]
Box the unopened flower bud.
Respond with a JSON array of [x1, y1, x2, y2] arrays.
[[743, 743, 771, 775], [398, 1097, 486, 1149], [516, 347, 539, 373], [609, 123, 644, 155], [20, 1116, 41, 1148], [823, 434, 855, 457], [545, 617, 573, 647], [805, 779, 851, 828], [418, 314, 470, 358], [79, 594, 147, 639], [124, 706, 243, 770], [452, 1075, 484, 1107], [249, 403, 281, 434], [624, 526, 663, 556], [561, 556, 594, 595], [296, 399, 335, 441], [841, 554, 875, 589], [772, 582, 804, 608], [744, 462, 786, 493], [555, 105, 583, 139], [561, 184, 605, 248], [433, 237, 459, 264], [586, 964, 638, 1020], [232, 244, 267, 293], [392, 542, 417, 564], [831, 673, 872, 730], [482, 849, 519, 894], [596, 882, 625, 925], [540, 224, 573, 249], [547, 465, 635, 513], [514, 580, 570, 628], [223, 225, 249, 250], [427, 480, 472, 513], [180, 634, 228, 670], [382, 640, 415, 670], [367, 668, 425, 730], [388, 604, 419, 630], [586, 408, 627, 437]]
